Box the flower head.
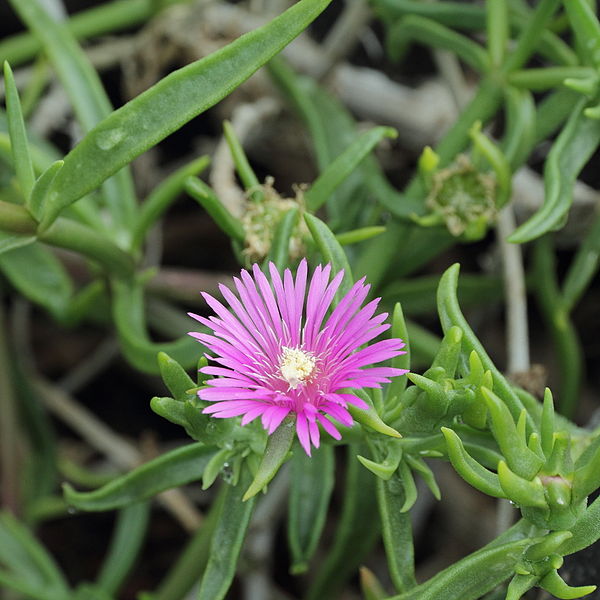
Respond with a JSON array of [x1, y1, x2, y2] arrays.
[[188, 259, 407, 455]]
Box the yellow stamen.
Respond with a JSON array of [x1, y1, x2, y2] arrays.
[[279, 346, 316, 389]]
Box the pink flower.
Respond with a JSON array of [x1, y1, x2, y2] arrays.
[[188, 259, 407, 455]]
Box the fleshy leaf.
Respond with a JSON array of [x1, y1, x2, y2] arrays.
[[243, 417, 295, 501], [63, 444, 215, 511]]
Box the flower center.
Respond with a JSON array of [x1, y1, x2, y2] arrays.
[[279, 346, 316, 389]]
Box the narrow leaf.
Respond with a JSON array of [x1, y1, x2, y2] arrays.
[[8, 0, 137, 236], [441, 427, 506, 498], [264, 206, 299, 271], [304, 212, 353, 299], [133, 155, 210, 250], [288, 444, 334, 573], [0, 243, 73, 317], [198, 469, 256, 600], [376, 474, 416, 593], [243, 417, 295, 501], [0, 512, 70, 596], [96, 502, 150, 595], [4, 61, 35, 199], [510, 98, 600, 243], [305, 126, 397, 211], [184, 177, 245, 243], [306, 445, 380, 600], [437, 264, 531, 428], [29, 160, 63, 221], [388, 538, 532, 600], [42, 0, 333, 225], [63, 443, 215, 511]]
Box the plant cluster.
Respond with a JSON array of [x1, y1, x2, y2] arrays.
[[1, 0, 600, 599]]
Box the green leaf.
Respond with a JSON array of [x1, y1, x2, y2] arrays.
[[63, 443, 215, 511], [539, 569, 596, 599], [441, 427, 506, 498], [243, 416, 295, 500], [4, 61, 35, 200], [0, 512, 70, 597], [264, 206, 299, 271], [184, 177, 245, 243], [388, 538, 532, 600], [505, 573, 539, 600], [497, 461, 547, 509], [96, 502, 150, 595], [486, 0, 508, 66], [29, 160, 64, 221], [564, 0, 600, 68], [532, 237, 582, 418], [482, 387, 544, 480], [223, 120, 262, 200], [469, 120, 512, 208], [133, 155, 210, 250], [561, 210, 600, 312], [360, 567, 388, 600], [437, 264, 531, 428], [524, 530, 573, 562], [198, 469, 256, 600], [385, 303, 410, 406], [386, 15, 489, 71], [38, 217, 135, 278], [304, 212, 353, 299], [406, 454, 441, 500], [8, 0, 137, 238], [509, 97, 600, 243], [561, 493, 600, 556], [0, 243, 73, 317], [0, 572, 66, 600], [507, 66, 595, 91], [157, 352, 196, 400], [111, 278, 201, 373], [268, 58, 418, 224], [572, 440, 600, 503], [0, 230, 36, 255], [336, 226, 386, 246], [40, 0, 333, 227], [152, 488, 222, 600], [305, 126, 397, 211], [350, 389, 401, 439], [306, 445, 380, 600], [376, 472, 416, 593], [288, 444, 334, 573]]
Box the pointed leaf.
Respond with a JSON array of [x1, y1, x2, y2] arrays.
[[441, 427, 506, 498], [305, 126, 397, 211], [29, 160, 63, 220], [376, 474, 416, 593], [41, 0, 333, 226], [198, 469, 256, 600], [510, 98, 600, 243], [243, 416, 295, 501], [4, 61, 35, 199], [184, 177, 245, 242], [539, 569, 596, 599], [63, 443, 215, 511], [497, 461, 547, 509], [0, 243, 73, 317], [482, 387, 543, 480], [304, 212, 353, 299], [288, 444, 334, 573]]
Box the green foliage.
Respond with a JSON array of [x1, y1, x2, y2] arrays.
[[2, 0, 600, 598]]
